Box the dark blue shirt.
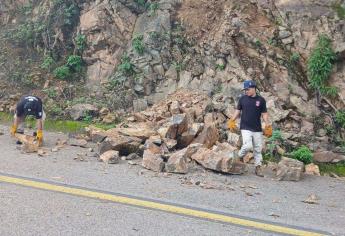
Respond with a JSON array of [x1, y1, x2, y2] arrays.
[[16, 96, 43, 119], [237, 95, 267, 132]]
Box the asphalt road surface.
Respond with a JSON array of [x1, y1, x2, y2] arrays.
[[0, 125, 344, 236]]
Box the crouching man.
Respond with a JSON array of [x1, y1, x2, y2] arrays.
[[10, 95, 45, 145]]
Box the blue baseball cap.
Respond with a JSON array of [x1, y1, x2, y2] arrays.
[[243, 80, 256, 90]]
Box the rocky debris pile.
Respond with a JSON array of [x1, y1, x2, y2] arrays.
[[85, 89, 345, 180], [86, 90, 246, 175]]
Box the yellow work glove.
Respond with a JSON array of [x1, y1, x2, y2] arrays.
[[36, 130, 43, 146], [227, 119, 237, 132], [263, 124, 272, 138], [10, 124, 17, 136]]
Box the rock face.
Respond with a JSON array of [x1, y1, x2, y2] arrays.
[[276, 157, 305, 181], [79, 1, 137, 90]]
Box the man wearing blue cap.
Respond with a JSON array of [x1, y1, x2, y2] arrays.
[[10, 95, 45, 145], [228, 80, 272, 177]]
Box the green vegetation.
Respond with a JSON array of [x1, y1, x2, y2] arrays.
[[132, 34, 145, 55], [319, 162, 345, 177], [254, 39, 262, 48], [173, 61, 185, 72], [332, 2, 345, 19], [53, 65, 71, 80], [335, 110, 345, 128], [148, 2, 159, 16], [118, 55, 135, 75], [75, 34, 87, 52], [307, 34, 337, 97], [41, 56, 55, 71], [290, 52, 300, 64], [0, 112, 115, 133], [216, 63, 226, 71], [289, 145, 313, 164], [43, 88, 58, 99], [66, 55, 83, 72], [264, 130, 284, 161], [135, 0, 147, 7]]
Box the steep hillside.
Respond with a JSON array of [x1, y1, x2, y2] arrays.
[[1, 0, 345, 156]]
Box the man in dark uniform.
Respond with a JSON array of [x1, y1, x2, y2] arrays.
[[10, 95, 44, 145], [228, 80, 272, 177]]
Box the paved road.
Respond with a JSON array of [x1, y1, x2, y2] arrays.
[[0, 125, 344, 235]]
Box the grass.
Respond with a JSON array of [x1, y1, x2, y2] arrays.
[[0, 112, 116, 133], [318, 162, 345, 177]]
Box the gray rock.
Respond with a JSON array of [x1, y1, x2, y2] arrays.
[[142, 150, 165, 172], [67, 104, 98, 121], [133, 99, 148, 112], [100, 150, 120, 164], [276, 157, 304, 181]]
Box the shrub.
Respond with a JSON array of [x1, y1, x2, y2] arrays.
[[135, 0, 147, 7], [266, 130, 284, 160], [66, 55, 83, 72], [289, 145, 313, 164], [332, 3, 345, 19], [118, 55, 135, 75], [290, 52, 300, 63], [53, 65, 70, 80], [75, 34, 87, 52], [335, 110, 345, 128], [148, 2, 159, 16], [41, 56, 55, 71], [307, 34, 337, 97], [216, 64, 225, 71], [132, 34, 145, 55]]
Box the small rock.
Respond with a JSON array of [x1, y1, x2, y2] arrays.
[[128, 160, 139, 165], [37, 149, 47, 157], [126, 153, 140, 160], [305, 163, 320, 176], [51, 147, 59, 152], [68, 138, 88, 148], [302, 194, 319, 204], [269, 213, 280, 218], [99, 150, 120, 164]]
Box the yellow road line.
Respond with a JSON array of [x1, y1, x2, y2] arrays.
[[0, 174, 326, 236]]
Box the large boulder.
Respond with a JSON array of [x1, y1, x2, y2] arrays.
[[192, 124, 219, 148], [142, 150, 165, 172], [313, 151, 345, 163], [87, 126, 108, 143], [191, 147, 246, 174], [276, 157, 304, 181], [165, 114, 189, 139], [115, 123, 156, 141], [67, 104, 98, 121], [98, 133, 142, 155], [178, 123, 204, 148], [165, 143, 202, 174]]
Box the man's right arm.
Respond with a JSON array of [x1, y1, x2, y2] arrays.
[[231, 109, 241, 121]]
